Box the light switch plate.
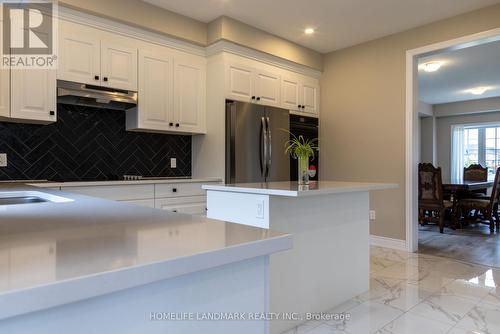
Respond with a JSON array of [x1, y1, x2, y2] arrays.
[[170, 158, 177, 168], [0, 153, 6, 167], [369, 210, 376, 221]]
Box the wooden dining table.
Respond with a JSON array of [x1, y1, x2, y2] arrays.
[[442, 180, 494, 228]]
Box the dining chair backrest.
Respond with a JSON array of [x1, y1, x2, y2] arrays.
[[464, 164, 488, 182], [489, 167, 500, 207], [418, 163, 444, 206]]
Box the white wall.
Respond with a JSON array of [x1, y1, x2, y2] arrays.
[[420, 116, 436, 164]]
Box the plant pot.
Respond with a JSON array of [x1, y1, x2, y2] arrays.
[[297, 155, 310, 185]]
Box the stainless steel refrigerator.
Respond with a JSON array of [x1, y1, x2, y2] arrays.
[[226, 101, 290, 183]]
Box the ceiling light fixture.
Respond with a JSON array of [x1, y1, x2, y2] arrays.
[[419, 61, 444, 73], [304, 28, 315, 35], [465, 86, 493, 95]]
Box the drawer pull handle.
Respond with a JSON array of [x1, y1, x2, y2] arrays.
[[172, 188, 177, 193]]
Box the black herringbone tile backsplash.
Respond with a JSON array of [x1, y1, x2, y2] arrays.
[[0, 104, 191, 181]]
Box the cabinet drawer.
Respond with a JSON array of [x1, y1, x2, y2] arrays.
[[62, 185, 154, 201], [155, 182, 211, 198], [155, 196, 207, 215], [120, 199, 155, 208]]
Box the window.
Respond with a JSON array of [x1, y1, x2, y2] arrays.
[[456, 125, 500, 180]]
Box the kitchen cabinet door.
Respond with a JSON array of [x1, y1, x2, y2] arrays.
[[101, 41, 138, 91], [58, 23, 101, 86], [0, 68, 9, 118], [173, 56, 206, 134], [301, 81, 319, 115], [254, 69, 280, 107], [136, 49, 174, 131], [281, 76, 300, 111], [0, 5, 8, 119], [11, 68, 57, 122], [225, 62, 254, 102]]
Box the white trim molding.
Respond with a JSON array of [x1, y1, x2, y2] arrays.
[[206, 39, 322, 78], [57, 5, 207, 57], [405, 28, 500, 253], [57, 6, 322, 78], [370, 235, 407, 251]]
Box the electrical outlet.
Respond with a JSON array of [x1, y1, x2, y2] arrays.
[[369, 210, 376, 221], [0, 153, 6, 167], [256, 200, 265, 219], [170, 158, 177, 168]]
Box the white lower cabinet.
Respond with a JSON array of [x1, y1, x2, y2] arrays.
[[52, 181, 220, 216], [155, 196, 207, 215], [120, 199, 155, 208]]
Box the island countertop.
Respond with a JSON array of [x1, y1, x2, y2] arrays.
[[0, 184, 291, 320], [202, 181, 398, 197]]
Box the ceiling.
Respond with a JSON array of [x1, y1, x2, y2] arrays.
[[418, 40, 500, 105], [143, 0, 500, 53]]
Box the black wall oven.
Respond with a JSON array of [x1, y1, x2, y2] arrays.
[[289, 114, 319, 181]]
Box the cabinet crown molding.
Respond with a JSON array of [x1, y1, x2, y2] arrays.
[[58, 6, 321, 78], [57, 5, 207, 57], [207, 40, 322, 79]]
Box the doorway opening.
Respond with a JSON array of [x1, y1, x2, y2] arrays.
[[406, 29, 500, 267]]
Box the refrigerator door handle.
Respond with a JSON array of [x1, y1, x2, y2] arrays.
[[260, 117, 267, 177], [265, 117, 272, 178]]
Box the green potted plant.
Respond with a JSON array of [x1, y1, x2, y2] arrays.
[[284, 132, 318, 185]]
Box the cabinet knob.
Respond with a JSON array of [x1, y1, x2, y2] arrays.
[[173, 209, 177, 213], [251, 96, 256, 100], [302, 105, 306, 109], [169, 122, 174, 126], [94, 75, 99, 80], [103, 77, 108, 82], [172, 188, 177, 193], [175, 123, 180, 127], [49, 111, 55, 116], [256, 97, 261, 101]]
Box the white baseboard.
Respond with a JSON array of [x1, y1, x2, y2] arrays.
[[370, 235, 407, 251]]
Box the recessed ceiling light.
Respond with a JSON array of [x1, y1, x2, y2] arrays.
[[304, 28, 315, 35], [419, 61, 444, 73], [465, 86, 493, 95]]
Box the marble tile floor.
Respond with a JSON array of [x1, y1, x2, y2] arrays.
[[419, 224, 500, 268], [282, 246, 500, 334]]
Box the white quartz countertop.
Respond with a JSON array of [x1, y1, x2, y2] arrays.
[[0, 184, 291, 320], [29, 177, 222, 187], [203, 181, 398, 197]]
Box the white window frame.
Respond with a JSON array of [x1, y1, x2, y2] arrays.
[[455, 121, 500, 180]]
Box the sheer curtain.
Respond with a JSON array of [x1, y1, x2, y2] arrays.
[[451, 125, 465, 183]]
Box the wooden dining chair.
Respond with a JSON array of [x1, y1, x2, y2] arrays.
[[457, 167, 500, 233], [418, 163, 453, 233], [464, 164, 488, 195]]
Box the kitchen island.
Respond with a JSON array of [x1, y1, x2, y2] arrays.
[[203, 181, 398, 334], [0, 184, 291, 334]]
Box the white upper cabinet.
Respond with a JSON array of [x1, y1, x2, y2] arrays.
[[174, 56, 206, 133], [127, 47, 206, 134], [226, 62, 254, 102], [224, 57, 319, 116], [254, 69, 280, 107], [300, 80, 320, 115], [133, 49, 173, 131], [100, 41, 138, 91], [58, 23, 101, 86], [58, 21, 138, 91], [281, 77, 300, 111], [281, 76, 319, 116], [0, 68, 9, 119], [11, 69, 57, 123], [225, 62, 281, 106]]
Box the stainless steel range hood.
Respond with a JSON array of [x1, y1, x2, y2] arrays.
[[57, 80, 137, 110]]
